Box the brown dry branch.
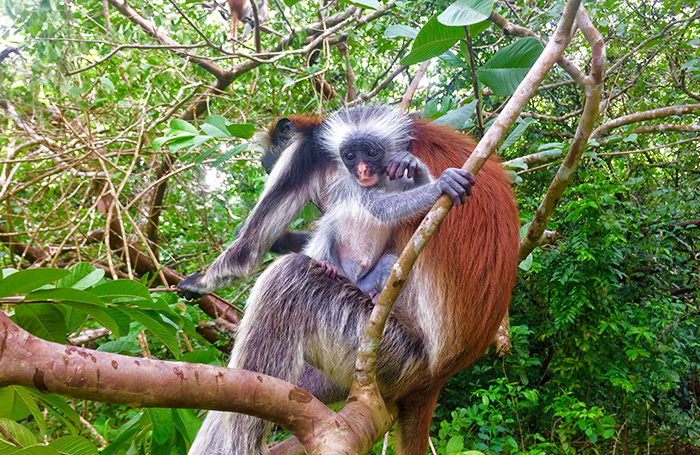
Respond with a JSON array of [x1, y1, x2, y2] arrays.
[[353, 0, 583, 391]]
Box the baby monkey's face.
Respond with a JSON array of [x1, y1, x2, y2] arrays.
[[340, 135, 387, 187]]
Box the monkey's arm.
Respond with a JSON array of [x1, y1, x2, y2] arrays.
[[269, 230, 312, 254], [179, 141, 334, 299], [363, 168, 475, 223]]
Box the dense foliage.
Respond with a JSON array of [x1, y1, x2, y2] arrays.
[[0, 0, 698, 453]]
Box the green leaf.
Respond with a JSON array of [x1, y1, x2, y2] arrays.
[[172, 409, 201, 443], [29, 392, 81, 429], [0, 269, 69, 298], [48, 436, 98, 455], [13, 304, 67, 342], [0, 387, 31, 421], [384, 25, 418, 39], [519, 253, 533, 271], [445, 435, 464, 453], [57, 263, 105, 290], [500, 117, 537, 150], [0, 440, 20, 454], [91, 279, 151, 302], [476, 37, 544, 96], [181, 350, 219, 365], [11, 387, 46, 435], [400, 14, 464, 66], [226, 124, 256, 138], [439, 50, 467, 68], [14, 447, 61, 455], [102, 413, 146, 455], [120, 308, 180, 358], [213, 143, 248, 168], [194, 144, 221, 165], [98, 77, 114, 93], [431, 100, 477, 129], [340, 0, 380, 9], [0, 418, 37, 448], [65, 305, 122, 337], [25, 288, 106, 307], [97, 339, 142, 355], [148, 408, 174, 445], [438, 0, 493, 27], [168, 119, 198, 135]]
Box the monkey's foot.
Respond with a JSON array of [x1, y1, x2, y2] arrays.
[[317, 260, 339, 279]]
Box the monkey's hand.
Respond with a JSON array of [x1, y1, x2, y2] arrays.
[[177, 273, 209, 300], [438, 168, 476, 206], [386, 151, 423, 180]]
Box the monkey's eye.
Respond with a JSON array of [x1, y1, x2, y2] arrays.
[[367, 148, 379, 158], [344, 151, 356, 161]]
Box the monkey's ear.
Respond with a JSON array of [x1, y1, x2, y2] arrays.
[[275, 118, 296, 134]]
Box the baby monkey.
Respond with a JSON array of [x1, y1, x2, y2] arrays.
[[303, 106, 475, 299]]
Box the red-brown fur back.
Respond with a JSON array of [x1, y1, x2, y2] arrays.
[[400, 119, 519, 373]]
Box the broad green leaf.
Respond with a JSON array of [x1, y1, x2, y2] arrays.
[[120, 308, 180, 358], [48, 436, 98, 455], [102, 412, 146, 455], [13, 304, 67, 342], [445, 435, 464, 453], [194, 144, 221, 165], [0, 440, 20, 455], [181, 350, 219, 365], [200, 123, 230, 139], [400, 14, 464, 66], [340, 0, 380, 9], [11, 387, 46, 435], [439, 50, 467, 68], [14, 447, 60, 455], [97, 339, 142, 355], [384, 25, 418, 39], [476, 37, 544, 96], [0, 418, 37, 448], [168, 119, 198, 134], [213, 143, 248, 168], [57, 263, 105, 290], [25, 288, 105, 307], [500, 117, 537, 150], [148, 408, 174, 445], [92, 279, 151, 302], [203, 115, 231, 135], [519, 253, 533, 271], [0, 269, 69, 298], [226, 123, 256, 139], [438, 0, 493, 26], [0, 387, 31, 420], [66, 305, 122, 337], [519, 221, 532, 240], [29, 392, 81, 429], [173, 409, 201, 443], [432, 100, 477, 129]]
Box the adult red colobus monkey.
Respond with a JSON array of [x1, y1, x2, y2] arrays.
[[227, 0, 268, 43], [179, 106, 519, 455]]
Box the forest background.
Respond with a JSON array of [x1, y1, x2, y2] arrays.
[[0, 0, 698, 453]]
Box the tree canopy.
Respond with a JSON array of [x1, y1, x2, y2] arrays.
[[0, 0, 698, 453]]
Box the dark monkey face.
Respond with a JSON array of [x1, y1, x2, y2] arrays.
[[339, 135, 387, 187]]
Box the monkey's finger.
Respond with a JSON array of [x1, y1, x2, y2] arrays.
[[451, 168, 477, 186], [395, 161, 408, 179], [449, 173, 473, 197], [442, 174, 469, 205], [406, 160, 417, 179], [387, 161, 399, 180]]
